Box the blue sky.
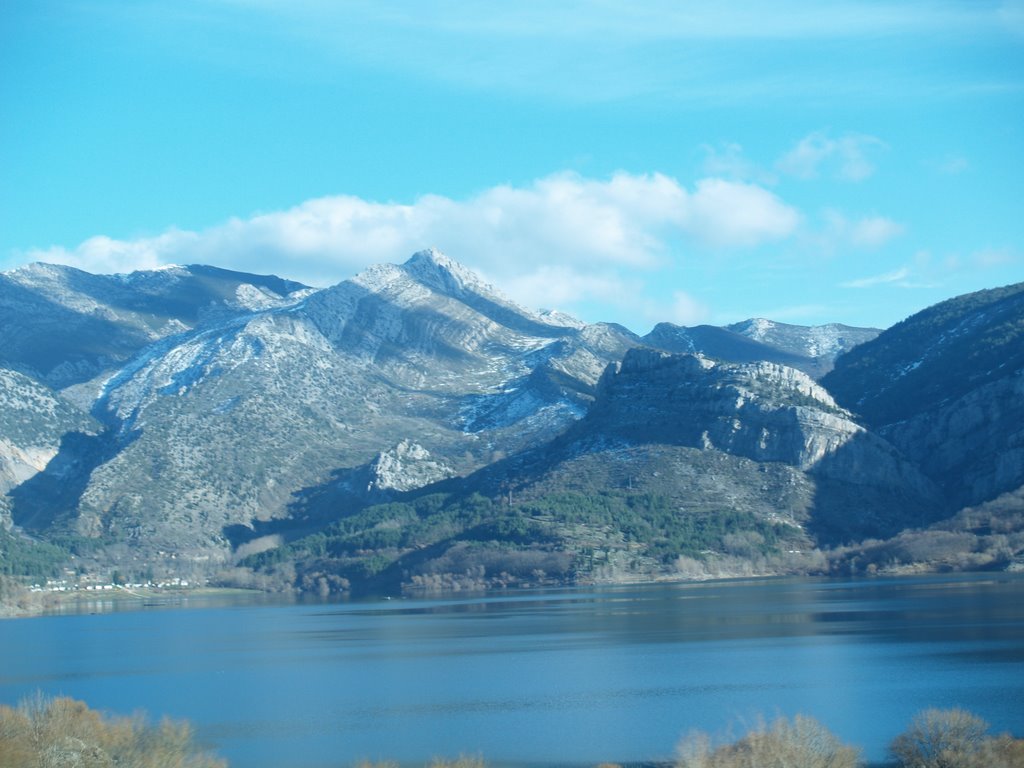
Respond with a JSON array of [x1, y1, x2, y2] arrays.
[[2, 1, 1022, 333]]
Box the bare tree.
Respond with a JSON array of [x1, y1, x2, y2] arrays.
[[890, 708, 996, 768], [677, 714, 860, 768]]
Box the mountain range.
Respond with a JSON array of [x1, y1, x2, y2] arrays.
[[1, 250, 1021, 592]]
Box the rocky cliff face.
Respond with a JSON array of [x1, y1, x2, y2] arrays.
[[880, 373, 1024, 509], [592, 349, 851, 466], [368, 441, 454, 493], [581, 349, 940, 540], [284, 346, 944, 594], [642, 323, 820, 376]]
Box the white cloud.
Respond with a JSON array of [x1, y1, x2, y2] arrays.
[[777, 132, 887, 181], [25, 172, 801, 320], [685, 178, 800, 247], [840, 267, 911, 288], [499, 264, 641, 316]]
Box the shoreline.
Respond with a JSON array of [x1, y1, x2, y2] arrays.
[[5, 568, 1021, 621], [0, 584, 269, 619]]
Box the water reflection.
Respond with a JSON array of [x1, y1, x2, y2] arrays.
[[300, 574, 1024, 652]]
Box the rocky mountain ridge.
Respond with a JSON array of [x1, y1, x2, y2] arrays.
[[643, 319, 881, 379], [238, 346, 944, 593], [727, 318, 880, 363], [2, 251, 640, 572], [0, 263, 312, 392], [1, 252, 1020, 590]]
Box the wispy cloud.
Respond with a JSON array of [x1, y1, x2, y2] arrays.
[[972, 247, 1018, 267], [934, 155, 971, 175], [94, 1, 1024, 104], [21, 171, 800, 318], [700, 142, 778, 185], [841, 267, 911, 288], [667, 291, 711, 326], [808, 210, 905, 254], [850, 217, 905, 248], [778, 132, 887, 182]]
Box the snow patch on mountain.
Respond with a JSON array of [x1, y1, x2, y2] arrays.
[[231, 282, 316, 311], [728, 318, 881, 360]]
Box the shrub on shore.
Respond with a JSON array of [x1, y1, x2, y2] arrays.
[[4, 697, 1022, 768], [676, 714, 860, 768], [889, 708, 1024, 768], [0, 694, 225, 768]]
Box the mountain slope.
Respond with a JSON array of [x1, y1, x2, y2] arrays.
[[822, 281, 1024, 509], [0, 262, 311, 389], [11, 251, 638, 572], [252, 348, 941, 593], [2, 256, 1019, 590], [0, 368, 99, 527], [515, 349, 940, 542]]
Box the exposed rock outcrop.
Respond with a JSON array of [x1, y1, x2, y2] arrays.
[[369, 440, 454, 493]]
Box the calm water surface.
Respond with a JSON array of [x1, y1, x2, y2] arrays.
[[2, 574, 1022, 767]]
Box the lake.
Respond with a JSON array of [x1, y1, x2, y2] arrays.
[[2, 574, 1022, 767]]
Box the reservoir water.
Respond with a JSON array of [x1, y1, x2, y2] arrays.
[[2, 574, 1022, 766]]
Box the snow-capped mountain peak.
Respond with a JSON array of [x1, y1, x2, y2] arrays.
[[399, 248, 526, 313]]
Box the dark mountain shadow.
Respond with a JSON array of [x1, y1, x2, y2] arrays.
[[471, 418, 948, 552], [806, 429, 948, 546], [224, 463, 399, 549], [221, 444, 532, 553], [9, 427, 136, 532], [0, 276, 154, 386]]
